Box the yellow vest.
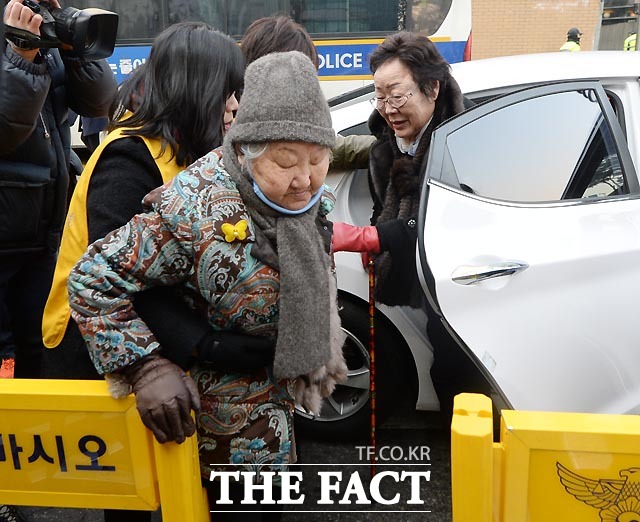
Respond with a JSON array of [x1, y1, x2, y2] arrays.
[[624, 33, 637, 51], [42, 128, 183, 348], [559, 41, 580, 52]]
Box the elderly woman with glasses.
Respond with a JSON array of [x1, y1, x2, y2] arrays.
[[330, 32, 487, 427], [332, 31, 467, 305]]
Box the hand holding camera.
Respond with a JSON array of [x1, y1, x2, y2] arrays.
[[4, 0, 118, 60], [3, 0, 56, 61]]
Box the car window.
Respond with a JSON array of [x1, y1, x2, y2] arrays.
[[437, 88, 628, 203], [340, 121, 370, 136]]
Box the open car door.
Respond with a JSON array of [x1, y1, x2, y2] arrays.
[[417, 81, 640, 414]]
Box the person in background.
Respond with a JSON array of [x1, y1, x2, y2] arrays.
[[79, 115, 109, 153], [241, 15, 375, 171], [330, 31, 489, 426], [41, 21, 257, 522], [560, 27, 582, 51], [623, 31, 637, 51], [68, 50, 348, 521], [0, 0, 116, 382], [241, 15, 318, 68], [68, 110, 109, 155]]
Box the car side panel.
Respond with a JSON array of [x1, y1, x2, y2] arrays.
[[424, 185, 640, 414]]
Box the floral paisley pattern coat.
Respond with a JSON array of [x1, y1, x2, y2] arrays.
[[69, 149, 333, 478]]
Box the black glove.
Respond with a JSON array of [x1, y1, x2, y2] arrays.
[[196, 330, 275, 374], [122, 353, 201, 444], [133, 286, 275, 373], [134, 287, 211, 370], [376, 217, 418, 254]]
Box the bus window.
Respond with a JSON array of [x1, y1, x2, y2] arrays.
[[298, 0, 396, 34], [167, 0, 225, 29], [164, 0, 383, 41], [75, 0, 468, 43], [226, 0, 291, 35], [407, 0, 453, 34], [96, 0, 471, 96], [163, 0, 397, 37], [119, 1, 161, 41], [73, 0, 162, 42]]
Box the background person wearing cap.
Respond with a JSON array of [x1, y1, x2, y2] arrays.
[[560, 27, 582, 51], [67, 50, 348, 520]]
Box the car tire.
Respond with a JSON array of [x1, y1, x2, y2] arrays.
[[295, 295, 418, 441]]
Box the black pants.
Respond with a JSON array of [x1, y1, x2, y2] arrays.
[[81, 132, 101, 154], [205, 481, 283, 522], [0, 250, 57, 378], [41, 319, 100, 379], [427, 309, 493, 428]]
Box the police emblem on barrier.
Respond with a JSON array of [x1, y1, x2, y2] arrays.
[[557, 462, 640, 521]]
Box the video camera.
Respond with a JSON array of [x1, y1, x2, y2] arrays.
[[5, 0, 118, 60]]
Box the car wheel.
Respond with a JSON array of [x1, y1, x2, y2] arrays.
[[295, 295, 418, 441]]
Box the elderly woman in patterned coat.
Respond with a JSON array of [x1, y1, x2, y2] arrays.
[[67, 51, 347, 518]]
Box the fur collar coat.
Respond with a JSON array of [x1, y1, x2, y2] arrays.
[[367, 76, 466, 307]]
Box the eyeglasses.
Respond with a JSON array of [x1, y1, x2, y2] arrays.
[[370, 92, 413, 111]]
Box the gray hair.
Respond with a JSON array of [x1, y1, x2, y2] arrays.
[[239, 143, 269, 162]]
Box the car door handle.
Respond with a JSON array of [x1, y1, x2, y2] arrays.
[[451, 261, 529, 285]]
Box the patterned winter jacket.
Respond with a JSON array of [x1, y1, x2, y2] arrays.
[[68, 149, 335, 477]]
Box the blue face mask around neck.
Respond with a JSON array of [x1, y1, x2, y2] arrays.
[[244, 159, 323, 216]]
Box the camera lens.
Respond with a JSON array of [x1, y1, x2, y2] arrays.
[[51, 7, 80, 47], [43, 4, 118, 59], [83, 17, 100, 50]]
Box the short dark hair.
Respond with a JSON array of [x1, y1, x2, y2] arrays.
[[369, 31, 451, 98], [111, 22, 244, 167], [241, 16, 319, 69]]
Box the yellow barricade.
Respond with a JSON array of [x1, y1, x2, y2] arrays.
[[0, 379, 209, 522], [451, 393, 640, 522]]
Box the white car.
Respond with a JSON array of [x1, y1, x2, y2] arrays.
[[296, 51, 640, 438]]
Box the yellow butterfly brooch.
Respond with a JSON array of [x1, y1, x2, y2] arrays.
[[221, 219, 248, 242]]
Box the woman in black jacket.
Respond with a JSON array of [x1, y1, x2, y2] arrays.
[[331, 31, 489, 425]]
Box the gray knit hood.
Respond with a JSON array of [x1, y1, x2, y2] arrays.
[[225, 50, 335, 148]]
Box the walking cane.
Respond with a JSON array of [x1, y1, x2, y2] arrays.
[[368, 258, 377, 478]]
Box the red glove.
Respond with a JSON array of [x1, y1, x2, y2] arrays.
[[332, 222, 381, 254]]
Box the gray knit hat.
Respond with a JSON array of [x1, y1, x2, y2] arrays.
[[226, 51, 335, 148]]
